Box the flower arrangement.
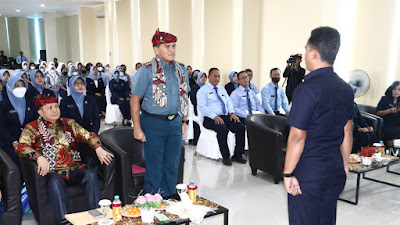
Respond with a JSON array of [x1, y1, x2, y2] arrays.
[[359, 146, 375, 157], [134, 193, 163, 210]]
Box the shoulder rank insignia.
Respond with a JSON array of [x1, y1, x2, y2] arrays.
[[144, 61, 152, 68], [177, 61, 185, 67]]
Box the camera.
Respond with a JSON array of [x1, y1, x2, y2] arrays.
[[287, 54, 302, 64]]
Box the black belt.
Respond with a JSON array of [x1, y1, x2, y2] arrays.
[[142, 110, 178, 121]]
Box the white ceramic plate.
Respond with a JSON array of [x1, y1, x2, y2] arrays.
[[349, 154, 361, 163]]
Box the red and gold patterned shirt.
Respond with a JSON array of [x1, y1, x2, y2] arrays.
[[17, 118, 102, 178]]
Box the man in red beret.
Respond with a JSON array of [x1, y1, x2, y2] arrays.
[[17, 95, 114, 225], [130, 29, 189, 198]]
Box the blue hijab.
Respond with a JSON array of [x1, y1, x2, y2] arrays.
[[112, 69, 121, 82], [88, 66, 109, 86], [6, 75, 27, 125], [69, 76, 86, 118], [115, 66, 128, 82], [0, 69, 9, 87], [229, 71, 239, 88], [29, 69, 45, 94], [196, 72, 206, 88]]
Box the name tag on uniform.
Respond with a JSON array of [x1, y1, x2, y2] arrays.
[[68, 104, 75, 108], [271, 95, 276, 97], [9, 110, 18, 114], [208, 92, 214, 94], [242, 95, 247, 98]]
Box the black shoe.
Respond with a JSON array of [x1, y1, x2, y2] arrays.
[[232, 155, 247, 164], [60, 219, 72, 225], [222, 158, 232, 166]]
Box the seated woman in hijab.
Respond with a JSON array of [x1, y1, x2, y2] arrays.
[[0, 75, 38, 176], [20, 70, 32, 85], [26, 70, 55, 100], [0, 70, 10, 98], [38, 64, 46, 74], [189, 69, 200, 89], [224, 71, 239, 95], [57, 62, 65, 74], [45, 65, 60, 98], [109, 68, 131, 126], [86, 66, 107, 118], [58, 67, 69, 99], [0, 80, 3, 102], [28, 62, 37, 77], [21, 61, 29, 72], [189, 72, 207, 145], [60, 76, 100, 134], [376, 81, 400, 146]]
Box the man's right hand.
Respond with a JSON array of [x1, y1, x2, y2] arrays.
[[37, 156, 50, 176], [214, 116, 224, 125], [134, 128, 146, 142]]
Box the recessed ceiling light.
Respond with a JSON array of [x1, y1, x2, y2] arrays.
[[40, 4, 45, 7], [16, 9, 21, 12]]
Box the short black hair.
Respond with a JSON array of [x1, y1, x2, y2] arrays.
[[307, 26, 340, 65], [270, 68, 280, 75], [191, 69, 200, 77], [385, 81, 400, 99], [237, 71, 247, 79], [208, 67, 219, 75], [135, 62, 142, 66], [187, 65, 192, 70], [244, 68, 252, 73]]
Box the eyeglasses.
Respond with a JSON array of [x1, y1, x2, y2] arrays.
[[238, 76, 249, 80], [74, 82, 85, 86]]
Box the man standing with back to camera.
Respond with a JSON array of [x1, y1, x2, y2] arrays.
[[130, 29, 189, 198], [283, 26, 354, 225]]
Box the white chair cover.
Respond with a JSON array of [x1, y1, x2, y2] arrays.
[[105, 85, 124, 124], [195, 107, 235, 160], [183, 102, 195, 141]]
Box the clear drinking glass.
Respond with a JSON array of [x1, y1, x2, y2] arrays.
[[98, 199, 112, 218]]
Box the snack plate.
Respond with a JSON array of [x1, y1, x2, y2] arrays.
[[349, 154, 361, 163]]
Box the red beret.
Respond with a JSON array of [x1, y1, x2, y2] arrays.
[[152, 29, 177, 46], [35, 95, 58, 109]]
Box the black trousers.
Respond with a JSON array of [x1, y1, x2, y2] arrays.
[[115, 99, 131, 120], [203, 116, 245, 159], [193, 121, 200, 145], [46, 168, 100, 221]]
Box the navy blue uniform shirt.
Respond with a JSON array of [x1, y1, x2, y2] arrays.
[[287, 67, 354, 181]]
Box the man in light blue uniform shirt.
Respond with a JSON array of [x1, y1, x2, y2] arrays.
[[130, 29, 190, 198], [16, 51, 28, 67], [245, 68, 260, 94], [261, 68, 291, 116], [197, 67, 247, 166], [231, 71, 264, 124]]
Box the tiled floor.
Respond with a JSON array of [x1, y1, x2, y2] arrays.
[[22, 122, 400, 225]]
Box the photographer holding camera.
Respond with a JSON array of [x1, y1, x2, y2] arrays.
[[283, 54, 305, 103]]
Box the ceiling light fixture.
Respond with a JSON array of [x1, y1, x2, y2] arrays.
[[40, 4, 45, 7], [16, 9, 21, 12]]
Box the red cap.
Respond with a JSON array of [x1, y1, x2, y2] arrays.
[[152, 29, 177, 46], [35, 95, 58, 109]]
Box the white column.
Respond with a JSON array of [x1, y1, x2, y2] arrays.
[[43, 12, 58, 62], [17, 17, 31, 62], [0, 17, 9, 55], [232, 0, 243, 71], [158, 0, 169, 32], [191, 0, 204, 70], [131, 0, 142, 64]]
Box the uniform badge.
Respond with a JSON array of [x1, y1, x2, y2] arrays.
[[168, 115, 175, 120], [27, 107, 31, 111], [85, 101, 88, 104], [209, 92, 214, 94]]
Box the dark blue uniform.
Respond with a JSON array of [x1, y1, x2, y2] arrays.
[[60, 96, 100, 134], [26, 83, 55, 101], [109, 79, 131, 120], [376, 96, 400, 141], [0, 97, 38, 173], [86, 77, 106, 114], [353, 103, 377, 151], [287, 67, 354, 225]]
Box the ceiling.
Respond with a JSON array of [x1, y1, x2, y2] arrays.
[[0, 0, 107, 18]]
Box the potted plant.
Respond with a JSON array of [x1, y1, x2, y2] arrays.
[[359, 146, 375, 165], [134, 193, 163, 223]]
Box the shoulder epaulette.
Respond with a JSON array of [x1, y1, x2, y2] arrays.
[[177, 62, 185, 67], [144, 62, 152, 68]]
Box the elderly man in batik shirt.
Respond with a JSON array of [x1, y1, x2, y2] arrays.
[[17, 95, 114, 225]]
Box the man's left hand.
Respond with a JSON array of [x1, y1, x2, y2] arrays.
[[182, 123, 188, 137], [95, 147, 114, 165], [284, 176, 302, 196], [230, 113, 240, 123]]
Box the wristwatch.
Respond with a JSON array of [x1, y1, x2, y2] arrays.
[[182, 120, 189, 125], [282, 172, 294, 177]]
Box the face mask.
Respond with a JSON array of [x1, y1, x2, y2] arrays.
[[49, 70, 56, 75], [120, 72, 125, 76], [40, 68, 45, 73], [72, 72, 78, 76], [63, 72, 68, 76], [116, 75, 120, 80], [30, 66, 36, 70], [105, 67, 110, 71], [22, 65, 28, 70], [97, 67, 103, 72], [13, 87, 27, 98], [82, 70, 87, 74], [272, 77, 280, 84]]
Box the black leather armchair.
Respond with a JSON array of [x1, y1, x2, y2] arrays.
[[246, 114, 289, 184], [0, 148, 22, 225], [20, 144, 116, 225], [100, 127, 185, 205]]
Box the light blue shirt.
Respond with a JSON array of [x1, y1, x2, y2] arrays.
[[230, 85, 263, 118], [131, 59, 189, 115], [261, 82, 290, 115], [16, 55, 28, 65], [249, 83, 260, 94], [197, 82, 235, 119]]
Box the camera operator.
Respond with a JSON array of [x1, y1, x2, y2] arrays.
[[283, 54, 305, 103]]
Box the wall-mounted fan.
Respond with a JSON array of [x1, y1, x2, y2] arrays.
[[348, 69, 370, 98]]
